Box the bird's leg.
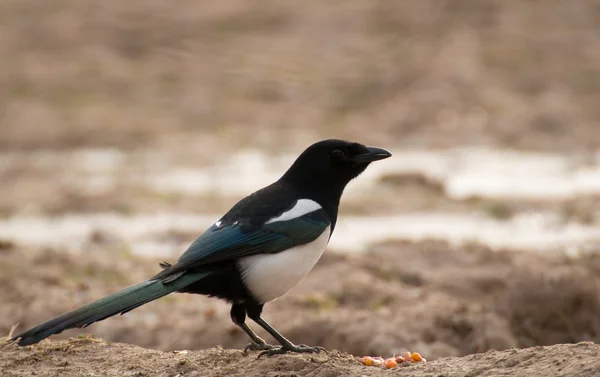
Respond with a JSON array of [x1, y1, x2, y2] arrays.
[[230, 303, 275, 352], [245, 302, 326, 358]]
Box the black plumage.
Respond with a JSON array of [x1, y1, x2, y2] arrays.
[[11, 139, 391, 356]]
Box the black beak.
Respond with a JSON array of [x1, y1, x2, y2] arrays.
[[352, 146, 392, 164]]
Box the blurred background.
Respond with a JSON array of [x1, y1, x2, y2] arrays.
[[2, 0, 600, 360]]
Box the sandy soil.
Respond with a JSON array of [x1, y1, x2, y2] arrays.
[[1, 1, 599, 375], [1, 1, 600, 153], [2, 338, 599, 377], [1, 145, 599, 222], [1, 1, 599, 218], [3, 240, 600, 367]]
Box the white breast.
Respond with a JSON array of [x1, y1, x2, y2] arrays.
[[238, 226, 330, 303]]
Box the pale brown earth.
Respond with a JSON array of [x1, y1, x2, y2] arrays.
[[1, 1, 600, 376], [2, 338, 600, 377], [1, 0, 600, 218], [1, 1, 599, 153], [2, 239, 600, 376]]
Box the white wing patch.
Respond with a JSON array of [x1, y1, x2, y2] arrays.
[[265, 199, 322, 224], [238, 226, 330, 303]]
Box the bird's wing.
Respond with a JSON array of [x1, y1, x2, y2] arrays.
[[157, 208, 330, 279]]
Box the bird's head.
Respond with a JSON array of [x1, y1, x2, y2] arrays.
[[281, 139, 391, 195]]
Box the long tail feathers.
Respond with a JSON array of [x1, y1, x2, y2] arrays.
[[11, 271, 208, 346]]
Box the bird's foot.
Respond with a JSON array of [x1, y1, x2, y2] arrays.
[[244, 339, 277, 354], [257, 344, 327, 358]]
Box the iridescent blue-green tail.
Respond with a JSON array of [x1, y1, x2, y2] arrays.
[[11, 271, 209, 346]]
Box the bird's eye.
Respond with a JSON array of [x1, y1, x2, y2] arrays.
[[331, 149, 344, 159]]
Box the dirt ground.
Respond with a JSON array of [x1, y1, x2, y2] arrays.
[[1, 0, 600, 218], [1, 0, 600, 153], [1, 1, 600, 376], [2, 338, 600, 377], [2, 239, 600, 374]]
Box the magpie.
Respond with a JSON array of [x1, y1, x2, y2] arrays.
[[11, 139, 391, 357]]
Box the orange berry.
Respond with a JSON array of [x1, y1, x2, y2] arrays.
[[360, 356, 373, 366], [404, 352, 412, 362], [395, 355, 405, 363], [384, 358, 398, 369], [411, 352, 423, 362]]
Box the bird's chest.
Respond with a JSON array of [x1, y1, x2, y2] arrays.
[[237, 227, 330, 304]]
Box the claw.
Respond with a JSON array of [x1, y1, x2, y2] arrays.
[[297, 344, 326, 353], [257, 344, 327, 358], [244, 341, 277, 354]]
